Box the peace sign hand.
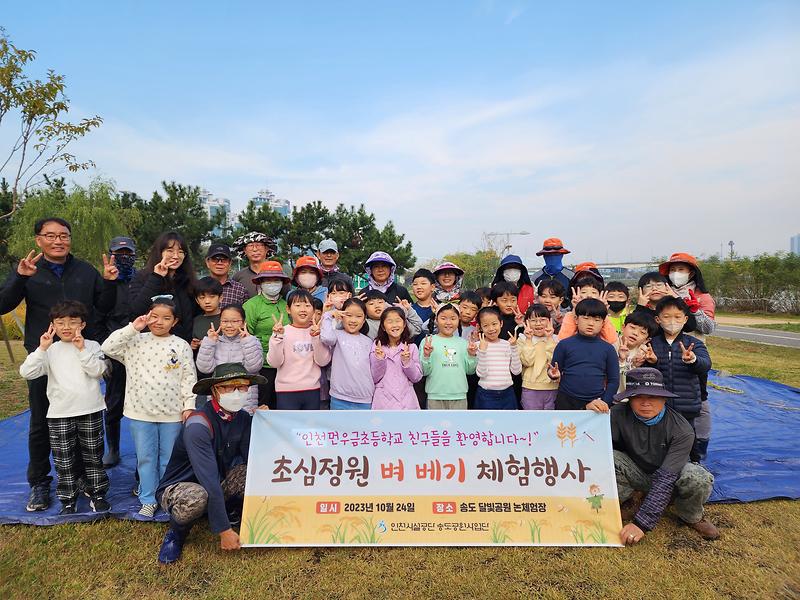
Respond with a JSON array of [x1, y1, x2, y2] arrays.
[[547, 361, 561, 380], [153, 257, 170, 277], [544, 318, 555, 337], [679, 341, 696, 363], [207, 323, 222, 342], [400, 342, 411, 365], [39, 324, 56, 350], [571, 287, 581, 308], [398, 299, 412, 313], [637, 287, 651, 307], [508, 330, 519, 347], [102, 254, 119, 281], [239, 326, 250, 338], [132, 311, 154, 332], [423, 335, 433, 358], [310, 314, 321, 337], [467, 338, 478, 356], [512, 306, 525, 325], [599, 290, 610, 309], [478, 332, 488, 351], [618, 337, 630, 362], [72, 327, 85, 351], [17, 250, 43, 277], [374, 340, 386, 360], [271, 313, 285, 336], [323, 295, 335, 313], [642, 343, 657, 364]]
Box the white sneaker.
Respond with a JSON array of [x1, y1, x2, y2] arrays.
[[138, 503, 158, 518]]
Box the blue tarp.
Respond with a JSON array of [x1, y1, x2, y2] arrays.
[[0, 372, 797, 525]]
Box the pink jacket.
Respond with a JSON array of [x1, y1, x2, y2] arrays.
[[266, 325, 332, 392], [369, 342, 423, 410]]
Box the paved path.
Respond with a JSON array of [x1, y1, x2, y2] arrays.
[[713, 325, 800, 348]]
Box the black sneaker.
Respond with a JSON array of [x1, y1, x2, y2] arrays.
[[26, 484, 50, 512], [90, 496, 111, 512], [59, 502, 77, 515]]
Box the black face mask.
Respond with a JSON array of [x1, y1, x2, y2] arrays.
[[608, 301, 628, 313]]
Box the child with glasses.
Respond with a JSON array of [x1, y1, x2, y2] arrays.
[[195, 304, 263, 413]]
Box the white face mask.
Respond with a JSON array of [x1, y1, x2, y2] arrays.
[[669, 272, 690, 287], [217, 389, 248, 413], [503, 268, 522, 283], [297, 273, 318, 289], [660, 321, 684, 336], [260, 282, 283, 298]]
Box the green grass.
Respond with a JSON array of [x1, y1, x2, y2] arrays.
[[1, 341, 799, 599], [747, 322, 800, 333]]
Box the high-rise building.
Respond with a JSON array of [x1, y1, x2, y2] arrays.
[[199, 188, 231, 238], [791, 234, 800, 255], [252, 189, 290, 216]]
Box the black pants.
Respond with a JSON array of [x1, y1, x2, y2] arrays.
[[414, 377, 428, 410], [258, 367, 277, 410], [465, 374, 478, 410], [104, 359, 126, 440], [26, 376, 53, 487], [555, 391, 587, 411], [276, 390, 321, 410]]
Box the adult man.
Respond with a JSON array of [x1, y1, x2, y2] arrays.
[[316, 238, 352, 289], [0, 217, 118, 511], [530, 237, 575, 308], [607, 367, 719, 545], [155, 363, 266, 564], [231, 232, 274, 299], [205, 241, 247, 307], [99, 236, 137, 467]]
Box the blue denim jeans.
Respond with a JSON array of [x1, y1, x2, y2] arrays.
[[128, 419, 182, 504], [330, 397, 371, 410], [474, 386, 518, 410]]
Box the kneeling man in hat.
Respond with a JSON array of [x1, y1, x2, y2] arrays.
[[606, 367, 719, 545], [155, 363, 266, 564]]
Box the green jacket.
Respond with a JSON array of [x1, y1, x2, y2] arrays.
[[243, 294, 288, 368], [419, 334, 477, 401]]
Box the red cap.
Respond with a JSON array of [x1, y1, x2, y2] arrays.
[[252, 261, 290, 282], [658, 253, 699, 277]]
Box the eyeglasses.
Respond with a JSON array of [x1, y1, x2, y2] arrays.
[[220, 319, 243, 325], [37, 233, 71, 242], [642, 283, 667, 291], [216, 384, 250, 393], [208, 256, 230, 262]]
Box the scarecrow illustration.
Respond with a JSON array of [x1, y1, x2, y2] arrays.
[[586, 484, 604, 513]]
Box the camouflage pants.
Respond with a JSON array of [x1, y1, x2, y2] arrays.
[[160, 464, 248, 526], [613, 450, 713, 524]]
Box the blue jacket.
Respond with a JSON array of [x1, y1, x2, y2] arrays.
[[650, 332, 711, 418]]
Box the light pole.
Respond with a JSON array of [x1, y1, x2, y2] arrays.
[[486, 231, 530, 256]]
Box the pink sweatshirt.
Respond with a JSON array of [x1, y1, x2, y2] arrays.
[[266, 325, 332, 392]]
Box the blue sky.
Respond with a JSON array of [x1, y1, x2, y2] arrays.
[[3, 1, 799, 265]]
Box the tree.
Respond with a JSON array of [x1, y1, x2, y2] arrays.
[[124, 181, 222, 261], [8, 178, 139, 268], [235, 197, 290, 255], [283, 201, 335, 262], [442, 249, 501, 289], [0, 28, 102, 219], [231, 200, 416, 275]]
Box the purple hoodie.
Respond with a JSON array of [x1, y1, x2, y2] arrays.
[[320, 312, 374, 404]]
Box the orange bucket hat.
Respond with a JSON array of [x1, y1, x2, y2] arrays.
[[658, 253, 699, 277], [536, 237, 570, 256]]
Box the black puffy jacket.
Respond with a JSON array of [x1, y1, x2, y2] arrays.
[[128, 271, 198, 343], [649, 332, 711, 419]]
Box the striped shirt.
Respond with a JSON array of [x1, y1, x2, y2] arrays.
[[476, 339, 522, 391]]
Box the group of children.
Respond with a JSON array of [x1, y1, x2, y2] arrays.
[[19, 246, 714, 517]]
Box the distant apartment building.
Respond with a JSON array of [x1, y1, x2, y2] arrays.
[[792, 234, 800, 255], [252, 189, 291, 216], [199, 188, 231, 238]]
